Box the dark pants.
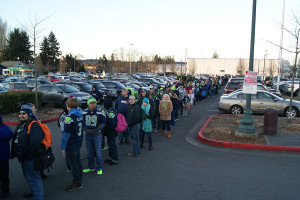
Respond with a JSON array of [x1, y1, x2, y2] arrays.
[[141, 131, 152, 143], [161, 120, 170, 131], [179, 101, 183, 115], [66, 149, 83, 185], [170, 110, 175, 126], [107, 135, 119, 162], [0, 160, 9, 195], [153, 113, 162, 131]]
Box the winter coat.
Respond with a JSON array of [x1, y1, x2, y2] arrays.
[[126, 103, 140, 127], [101, 107, 118, 137], [141, 104, 152, 132], [11, 118, 45, 162], [159, 100, 173, 121], [0, 120, 13, 161], [115, 95, 130, 118]]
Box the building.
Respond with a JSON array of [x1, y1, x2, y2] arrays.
[[0, 61, 34, 76], [185, 58, 280, 77]]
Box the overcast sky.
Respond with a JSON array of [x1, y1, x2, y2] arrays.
[[1, 0, 299, 61]]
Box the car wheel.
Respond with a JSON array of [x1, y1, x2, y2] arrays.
[[230, 105, 243, 115], [284, 107, 299, 118]]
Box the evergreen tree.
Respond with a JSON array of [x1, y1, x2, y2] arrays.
[[39, 37, 50, 65], [48, 31, 60, 64], [2, 28, 33, 63]]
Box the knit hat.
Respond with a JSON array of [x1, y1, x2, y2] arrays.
[[87, 96, 97, 105], [141, 90, 146, 93], [104, 98, 113, 110], [20, 104, 33, 117], [142, 98, 149, 104]]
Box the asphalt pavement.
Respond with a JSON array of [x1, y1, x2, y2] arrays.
[[7, 91, 300, 200]]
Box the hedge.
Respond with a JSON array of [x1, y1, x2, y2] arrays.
[[0, 91, 43, 114]]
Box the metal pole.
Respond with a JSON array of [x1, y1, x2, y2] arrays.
[[263, 50, 268, 81], [33, 26, 38, 111], [237, 0, 257, 135], [277, 0, 285, 91], [74, 57, 75, 73], [54, 59, 55, 72]]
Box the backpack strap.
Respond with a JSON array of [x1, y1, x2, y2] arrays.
[[27, 120, 38, 134]]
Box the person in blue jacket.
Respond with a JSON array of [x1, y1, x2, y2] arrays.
[[0, 114, 13, 198], [61, 98, 84, 192], [115, 88, 130, 144], [102, 98, 119, 165]]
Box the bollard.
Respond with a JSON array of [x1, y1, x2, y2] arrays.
[[263, 107, 278, 136]]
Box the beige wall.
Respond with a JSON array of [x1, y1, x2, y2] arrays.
[[186, 58, 279, 76]]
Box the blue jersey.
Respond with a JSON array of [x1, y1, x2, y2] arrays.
[[82, 107, 106, 136]]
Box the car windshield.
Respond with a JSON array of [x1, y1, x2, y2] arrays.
[[58, 85, 79, 93], [10, 79, 20, 82], [129, 84, 139, 89], [115, 82, 126, 89], [156, 78, 164, 83], [0, 87, 7, 91], [15, 83, 28, 89], [40, 80, 51, 84], [52, 76, 59, 79], [226, 82, 240, 89], [92, 82, 105, 88], [79, 83, 92, 91], [140, 82, 148, 87]]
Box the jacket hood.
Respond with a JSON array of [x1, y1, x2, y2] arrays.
[[69, 108, 82, 118]]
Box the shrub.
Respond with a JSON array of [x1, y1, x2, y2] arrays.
[[0, 91, 43, 114]]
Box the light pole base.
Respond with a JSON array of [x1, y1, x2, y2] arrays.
[[237, 109, 256, 134]]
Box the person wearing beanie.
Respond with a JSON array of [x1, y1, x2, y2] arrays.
[[140, 98, 154, 151], [158, 94, 173, 138], [82, 96, 106, 175], [11, 104, 45, 199], [0, 114, 13, 198], [102, 98, 119, 165]]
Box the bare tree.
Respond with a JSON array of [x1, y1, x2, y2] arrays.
[[268, 12, 300, 119], [268, 60, 277, 77], [212, 51, 219, 59], [236, 58, 247, 76], [189, 59, 196, 75]]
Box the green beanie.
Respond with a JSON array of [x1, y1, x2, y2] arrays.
[[87, 96, 97, 105]]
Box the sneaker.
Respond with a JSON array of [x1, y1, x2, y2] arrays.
[[97, 170, 103, 175], [104, 158, 112, 163], [67, 167, 72, 173], [102, 145, 109, 151], [66, 183, 83, 192], [128, 153, 137, 157], [82, 168, 95, 173]]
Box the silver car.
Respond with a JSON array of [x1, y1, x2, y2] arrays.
[[218, 90, 300, 117]]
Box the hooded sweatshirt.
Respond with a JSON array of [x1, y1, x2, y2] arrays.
[[115, 95, 130, 118], [61, 108, 83, 151], [0, 118, 13, 161]]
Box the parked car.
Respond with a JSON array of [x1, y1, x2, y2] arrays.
[[126, 81, 151, 91], [0, 87, 8, 94], [44, 75, 63, 82], [88, 81, 116, 99], [218, 90, 300, 117], [224, 82, 242, 94], [139, 78, 163, 88], [0, 79, 7, 87], [99, 81, 127, 98], [282, 81, 300, 96], [3, 82, 30, 91], [35, 84, 90, 108], [238, 83, 282, 97], [69, 76, 86, 82], [26, 79, 52, 90], [55, 82, 93, 95]]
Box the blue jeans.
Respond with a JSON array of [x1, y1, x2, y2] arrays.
[[21, 160, 44, 200], [85, 134, 103, 171], [170, 110, 175, 126], [118, 129, 130, 142], [107, 135, 119, 161], [66, 148, 82, 185], [128, 124, 140, 155]]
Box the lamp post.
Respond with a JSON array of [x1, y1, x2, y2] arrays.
[[237, 0, 257, 135], [263, 50, 268, 81], [74, 56, 76, 73], [129, 43, 134, 74], [54, 59, 56, 72]]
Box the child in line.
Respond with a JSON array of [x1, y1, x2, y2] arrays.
[[188, 90, 195, 115], [61, 98, 84, 192], [182, 92, 191, 117]]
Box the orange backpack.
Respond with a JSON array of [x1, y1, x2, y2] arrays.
[[27, 121, 52, 149]]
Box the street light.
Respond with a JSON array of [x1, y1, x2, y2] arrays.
[[54, 59, 56, 72], [129, 43, 134, 74], [263, 50, 268, 81]]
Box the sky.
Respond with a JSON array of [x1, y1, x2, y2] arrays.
[[1, 0, 300, 62]]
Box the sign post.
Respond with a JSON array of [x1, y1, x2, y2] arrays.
[[243, 71, 257, 94]]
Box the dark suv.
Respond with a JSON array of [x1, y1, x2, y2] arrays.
[[88, 81, 116, 99], [99, 81, 127, 98]]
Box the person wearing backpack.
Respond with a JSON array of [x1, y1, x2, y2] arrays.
[[115, 88, 130, 145], [0, 114, 13, 199], [82, 97, 106, 175], [102, 98, 119, 165], [61, 98, 84, 192], [11, 104, 45, 200]]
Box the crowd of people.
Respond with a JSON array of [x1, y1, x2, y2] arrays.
[[0, 76, 226, 200]]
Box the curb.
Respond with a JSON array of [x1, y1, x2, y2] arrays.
[[3, 116, 60, 126], [197, 114, 300, 153]]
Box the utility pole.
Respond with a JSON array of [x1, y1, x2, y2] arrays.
[[74, 56, 76, 73], [129, 43, 134, 74], [237, 0, 257, 135], [263, 50, 268, 81], [277, 0, 285, 91], [185, 49, 187, 76]]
